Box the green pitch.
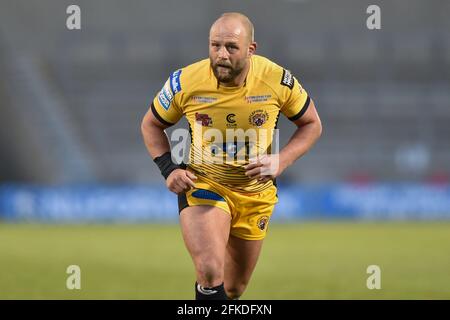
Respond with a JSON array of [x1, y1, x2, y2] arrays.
[[1, 222, 449, 299]]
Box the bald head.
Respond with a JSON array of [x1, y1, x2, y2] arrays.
[[209, 12, 257, 86], [210, 12, 254, 44]]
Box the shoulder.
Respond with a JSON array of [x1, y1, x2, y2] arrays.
[[251, 55, 298, 92], [168, 58, 211, 95]]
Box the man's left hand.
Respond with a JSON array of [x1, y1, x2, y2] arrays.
[[244, 155, 282, 183]]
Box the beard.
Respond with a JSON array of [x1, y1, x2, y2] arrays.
[[211, 59, 245, 84]]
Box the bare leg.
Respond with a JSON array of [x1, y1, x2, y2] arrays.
[[224, 235, 264, 299], [180, 205, 231, 288]]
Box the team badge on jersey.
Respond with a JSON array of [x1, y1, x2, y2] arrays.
[[257, 216, 269, 231], [195, 112, 213, 127], [249, 110, 269, 127], [280, 69, 294, 89]]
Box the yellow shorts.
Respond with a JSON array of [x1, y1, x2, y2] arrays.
[[178, 174, 278, 240]]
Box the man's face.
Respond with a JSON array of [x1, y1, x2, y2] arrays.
[[209, 20, 251, 84]]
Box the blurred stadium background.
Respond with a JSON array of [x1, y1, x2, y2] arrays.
[[0, 0, 449, 299]]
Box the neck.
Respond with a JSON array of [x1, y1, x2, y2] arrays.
[[220, 59, 251, 87]]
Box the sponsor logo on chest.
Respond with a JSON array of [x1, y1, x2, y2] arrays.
[[245, 94, 272, 103], [195, 112, 213, 127], [191, 96, 218, 104]]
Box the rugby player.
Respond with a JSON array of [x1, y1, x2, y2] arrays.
[[141, 12, 322, 300]]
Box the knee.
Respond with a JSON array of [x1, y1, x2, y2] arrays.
[[195, 259, 224, 287], [225, 282, 248, 300]]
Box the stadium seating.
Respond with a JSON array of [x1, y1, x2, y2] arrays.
[[0, 0, 449, 184]]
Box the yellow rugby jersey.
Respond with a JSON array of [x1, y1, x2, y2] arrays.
[[151, 55, 310, 193]]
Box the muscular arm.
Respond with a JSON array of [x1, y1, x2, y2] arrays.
[[245, 99, 322, 180], [140, 107, 171, 159], [278, 98, 322, 174], [141, 107, 196, 193]]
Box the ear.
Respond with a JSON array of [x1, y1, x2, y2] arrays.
[[248, 41, 257, 57]]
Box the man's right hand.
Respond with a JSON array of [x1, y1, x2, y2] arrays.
[[166, 169, 197, 194]]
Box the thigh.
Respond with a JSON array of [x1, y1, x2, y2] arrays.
[[224, 234, 264, 289], [180, 205, 231, 264], [227, 185, 277, 241]]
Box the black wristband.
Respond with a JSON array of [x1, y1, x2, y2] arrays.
[[153, 152, 182, 180]]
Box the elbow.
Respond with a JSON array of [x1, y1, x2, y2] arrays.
[[316, 118, 323, 139], [310, 98, 322, 139], [140, 119, 146, 136], [141, 116, 150, 138]]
